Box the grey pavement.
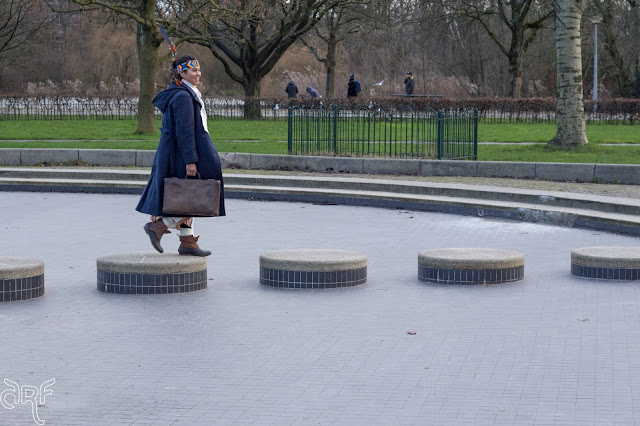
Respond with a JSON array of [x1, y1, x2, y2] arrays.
[[1, 191, 640, 425]]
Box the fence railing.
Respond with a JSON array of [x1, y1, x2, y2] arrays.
[[1, 95, 638, 124], [0, 96, 286, 121], [288, 106, 478, 160]]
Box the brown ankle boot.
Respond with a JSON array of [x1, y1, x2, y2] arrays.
[[144, 220, 170, 253], [178, 235, 211, 257]]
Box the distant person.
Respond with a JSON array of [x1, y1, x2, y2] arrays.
[[306, 86, 321, 98], [285, 79, 298, 98], [404, 72, 415, 95], [347, 74, 361, 97]]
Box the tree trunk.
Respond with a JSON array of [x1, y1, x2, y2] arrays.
[[507, 35, 523, 98], [550, 0, 588, 147], [243, 76, 261, 120], [325, 32, 337, 98], [507, 50, 523, 98], [135, 23, 160, 134]]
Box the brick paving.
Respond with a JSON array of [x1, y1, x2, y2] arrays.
[[1, 191, 640, 425]]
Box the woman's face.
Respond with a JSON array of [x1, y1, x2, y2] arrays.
[[180, 65, 201, 87]]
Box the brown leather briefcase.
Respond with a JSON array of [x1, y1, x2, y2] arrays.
[[162, 176, 221, 217]]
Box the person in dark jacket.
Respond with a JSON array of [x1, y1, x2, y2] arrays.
[[404, 72, 415, 95], [285, 79, 298, 98], [347, 74, 358, 97], [306, 86, 321, 98], [137, 54, 225, 257]]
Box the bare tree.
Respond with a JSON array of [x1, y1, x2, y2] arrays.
[[443, 0, 553, 97], [47, 0, 208, 134], [0, 0, 50, 89], [0, 0, 48, 55], [335, 0, 425, 95], [180, 0, 338, 118], [550, 0, 588, 147], [301, 4, 365, 98], [46, 0, 165, 133]]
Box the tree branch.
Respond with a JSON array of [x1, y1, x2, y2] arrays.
[[300, 36, 326, 62], [67, 0, 147, 25]]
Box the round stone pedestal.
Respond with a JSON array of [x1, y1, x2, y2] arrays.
[[571, 246, 640, 280], [260, 249, 367, 288], [0, 257, 45, 302], [418, 248, 525, 284], [97, 252, 207, 294]]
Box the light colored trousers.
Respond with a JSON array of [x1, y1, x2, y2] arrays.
[[160, 217, 194, 236]]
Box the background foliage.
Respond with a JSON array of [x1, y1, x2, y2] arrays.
[[1, 0, 638, 99]]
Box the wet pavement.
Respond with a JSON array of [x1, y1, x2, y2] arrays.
[[1, 191, 640, 425]]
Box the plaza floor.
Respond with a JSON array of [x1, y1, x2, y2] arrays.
[[1, 191, 640, 425]]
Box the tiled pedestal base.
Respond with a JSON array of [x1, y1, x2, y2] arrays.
[[0, 257, 45, 302], [97, 252, 207, 294], [418, 248, 525, 284], [571, 246, 640, 281], [260, 249, 368, 289]]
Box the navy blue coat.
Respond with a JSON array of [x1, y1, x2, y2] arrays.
[[285, 80, 298, 98], [136, 82, 226, 217]]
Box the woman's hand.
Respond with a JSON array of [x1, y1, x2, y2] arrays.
[[186, 163, 197, 176]]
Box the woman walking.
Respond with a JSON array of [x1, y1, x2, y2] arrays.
[[136, 54, 225, 257]]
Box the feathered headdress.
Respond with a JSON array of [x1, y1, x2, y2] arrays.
[[158, 24, 180, 85]]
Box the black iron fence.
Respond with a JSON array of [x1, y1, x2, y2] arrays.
[[0, 96, 285, 121], [288, 106, 478, 160], [1, 95, 638, 124]]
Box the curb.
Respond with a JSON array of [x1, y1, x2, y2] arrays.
[[1, 149, 640, 184]]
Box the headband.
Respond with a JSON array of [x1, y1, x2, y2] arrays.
[[177, 60, 199, 72]]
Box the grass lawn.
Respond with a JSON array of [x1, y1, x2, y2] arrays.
[[0, 119, 288, 143], [478, 144, 640, 164], [0, 119, 160, 141], [479, 123, 640, 143], [1, 119, 639, 163], [2, 119, 639, 144]]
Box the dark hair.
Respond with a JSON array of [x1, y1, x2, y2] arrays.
[[172, 54, 197, 80]]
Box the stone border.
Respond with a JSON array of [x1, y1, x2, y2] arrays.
[[418, 248, 525, 284], [2, 149, 640, 184], [2, 166, 640, 237], [97, 252, 207, 294], [0, 257, 45, 302], [259, 249, 367, 288], [571, 246, 640, 280]]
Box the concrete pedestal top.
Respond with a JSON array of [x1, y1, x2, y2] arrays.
[[418, 248, 525, 284], [571, 246, 640, 280], [97, 252, 207, 274], [0, 256, 44, 279], [0, 256, 45, 301], [571, 246, 640, 268], [259, 249, 368, 288], [418, 248, 525, 269], [260, 249, 367, 271], [97, 252, 208, 294]]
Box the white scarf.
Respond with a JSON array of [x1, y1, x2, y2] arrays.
[[182, 80, 209, 134]]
